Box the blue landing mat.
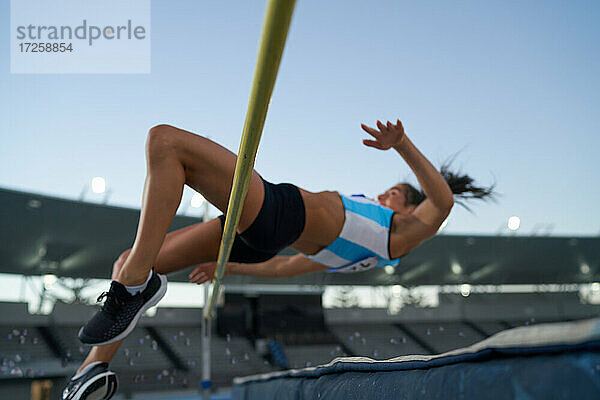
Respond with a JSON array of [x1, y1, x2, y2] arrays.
[[232, 318, 600, 400]]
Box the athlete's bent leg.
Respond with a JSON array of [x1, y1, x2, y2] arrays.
[[79, 125, 265, 346], [118, 124, 265, 286]]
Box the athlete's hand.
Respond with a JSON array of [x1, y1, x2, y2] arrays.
[[361, 119, 406, 150], [188, 262, 230, 285]]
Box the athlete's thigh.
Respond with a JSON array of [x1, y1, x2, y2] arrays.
[[153, 218, 223, 275], [167, 125, 265, 232]]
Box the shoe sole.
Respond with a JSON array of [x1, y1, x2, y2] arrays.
[[79, 274, 168, 346], [70, 371, 117, 400]]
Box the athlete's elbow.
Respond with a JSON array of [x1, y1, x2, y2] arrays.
[[438, 196, 454, 215], [445, 197, 454, 214]]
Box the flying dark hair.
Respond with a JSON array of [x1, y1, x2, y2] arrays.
[[401, 158, 496, 212]]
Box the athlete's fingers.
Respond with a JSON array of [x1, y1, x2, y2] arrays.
[[361, 123, 381, 138], [189, 269, 207, 281], [363, 139, 386, 149], [376, 120, 387, 132], [190, 272, 209, 284], [194, 273, 208, 284], [396, 119, 404, 131], [189, 262, 216, 278], [387, 121, 393, 129], [199, 273, 210, 284]]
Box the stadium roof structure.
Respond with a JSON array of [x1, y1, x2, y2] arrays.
[[1, 187, 598, 286]]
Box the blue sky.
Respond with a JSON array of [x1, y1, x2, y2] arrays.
[[1, 0, 599, 236]]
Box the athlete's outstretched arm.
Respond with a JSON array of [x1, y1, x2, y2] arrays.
[[362, 119, 454, 253], [362, 119, 454, 215], [188, 254, 329, 284]]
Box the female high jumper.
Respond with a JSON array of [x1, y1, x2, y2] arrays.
[[63, 120, 493, 400]]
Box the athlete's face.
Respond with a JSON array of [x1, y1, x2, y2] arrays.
[[377, 185, 415, 215]]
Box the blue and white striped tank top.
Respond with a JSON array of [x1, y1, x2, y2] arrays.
[[306, 194, 401, 273]]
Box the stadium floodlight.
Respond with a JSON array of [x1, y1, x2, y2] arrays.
[[384, 265, 395, 275], [507, 216, 521, 231], [460, 284, 471, 297], [191, 193, 205, 208], [451, 261, 463, 275], [27, 199, 42, 209], [91, 177, 106, 194], [580, 263, 591, 275], [79, 176, 111, 204]]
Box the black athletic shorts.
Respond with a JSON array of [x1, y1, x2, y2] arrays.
[[217, 178, 305, 263]]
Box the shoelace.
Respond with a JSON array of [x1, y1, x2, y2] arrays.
[[97, 291, 123, 316]]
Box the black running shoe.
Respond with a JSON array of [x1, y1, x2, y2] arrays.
[[78, 272, 167, 345], [62, 362, 117, 400]]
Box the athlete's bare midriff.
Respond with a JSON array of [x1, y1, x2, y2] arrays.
[[291, 188, 346, 255], [291, 189, 409, 258]]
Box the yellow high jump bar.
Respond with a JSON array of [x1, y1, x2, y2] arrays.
[[204, 0, 296, 319]]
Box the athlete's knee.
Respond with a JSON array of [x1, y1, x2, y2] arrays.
[[146, 124, 180, 159], [111, 249, 131, 280]]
